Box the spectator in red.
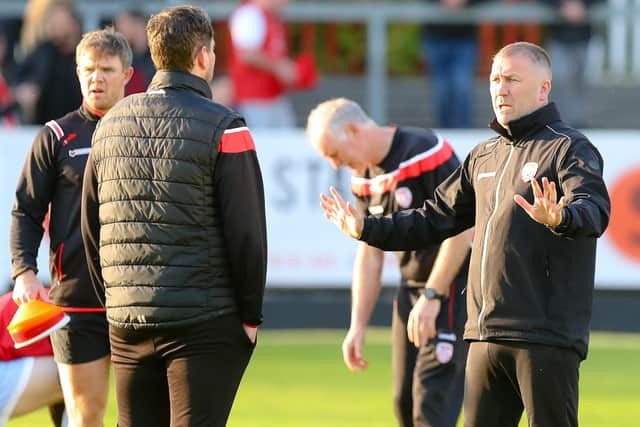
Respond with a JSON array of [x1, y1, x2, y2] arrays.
[[229, 0, 298, 128], [115, 9, 156, 95], [0, 292, 65, 427]]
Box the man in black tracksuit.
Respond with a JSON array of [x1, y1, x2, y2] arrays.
[[10, 29, 133, 427], [320, 42, 610, 427], [307, 98, 473, 427], [80, 6, 267, 427]]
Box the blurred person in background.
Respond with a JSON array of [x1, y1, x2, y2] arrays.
[[0, 292, 66, 427], [541, 0, 603, 128], [10, 28, 133, 427], [13, 3, 82, 124], [307, 98, 473, 427], [320, 42, 610, 427], [0, 17, 21, 83], [421, 0, 484, 128], [229, 0, 298, 128], [0, 32, 19, 126], [115, 9, 155, 95], [18, 0, 76, 59], [81, 6, 267, 426]]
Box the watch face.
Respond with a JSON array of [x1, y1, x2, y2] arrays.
[[423, 288, 437, 299]]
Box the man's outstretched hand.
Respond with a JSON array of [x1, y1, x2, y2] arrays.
[[514, 177, 566, 227], [320, 186, 364, 239]]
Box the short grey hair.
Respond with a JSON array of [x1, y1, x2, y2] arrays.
[[494, 41, 552, 76], [306, 98, 372, 141]]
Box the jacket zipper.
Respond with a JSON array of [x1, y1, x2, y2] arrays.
[[478, 144, 515, 340]]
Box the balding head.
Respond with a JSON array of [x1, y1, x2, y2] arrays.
[[306, 97, 372, 144]]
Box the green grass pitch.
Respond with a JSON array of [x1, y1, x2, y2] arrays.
[[7, 329, 640, 427]]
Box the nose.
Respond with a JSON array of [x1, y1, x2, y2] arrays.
[[90, 69, 105, 82], [495, 79, 509, 96], [329, 158, 341, 170]]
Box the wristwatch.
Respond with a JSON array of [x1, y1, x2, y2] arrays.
[[422, 287, 446, 301]]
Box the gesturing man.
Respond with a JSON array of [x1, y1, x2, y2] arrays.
[[320, 42, 610, 427]]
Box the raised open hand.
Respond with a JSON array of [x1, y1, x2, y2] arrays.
[[320, 186, 364, 239], [514, 177, 566, 227]]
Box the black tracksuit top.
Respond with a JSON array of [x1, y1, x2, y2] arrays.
[[360, 103, 610, 358], [10, 105, 103, 308], [352, 127, 469, 329]]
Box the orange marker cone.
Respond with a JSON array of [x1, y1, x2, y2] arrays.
[[6, 300, 70, 348]]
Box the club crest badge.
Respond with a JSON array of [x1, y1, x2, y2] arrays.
[[394, 187, 413, 208], [435, 341, 454, 364], [521, 162, 539, 183]]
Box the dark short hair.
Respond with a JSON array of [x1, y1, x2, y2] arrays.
[[146, 5, 213, 72], [76, 27, 133, 69], [495, 41, 552, 72]]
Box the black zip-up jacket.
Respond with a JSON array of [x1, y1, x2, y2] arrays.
[[10, 105, 104, 308], [359, 103, 610, 359], [81, 71, 267, 329]]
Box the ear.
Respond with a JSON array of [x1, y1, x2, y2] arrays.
[[123, 66, 134, 85], [344, 121, 359, 138], [195, 45, 208, 71], [540, 79, 551, 102]]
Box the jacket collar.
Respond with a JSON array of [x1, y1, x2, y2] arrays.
[[79, 102, 104, 122], [148, 70, 212, 99], [489, 103, 561, 142]]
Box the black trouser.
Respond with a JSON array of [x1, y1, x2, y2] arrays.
[[109, 313, 255, 427], [392, 287, 468, 427], [464, 341, 581, 427]]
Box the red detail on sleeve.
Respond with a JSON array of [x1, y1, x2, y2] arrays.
[[61, 133, 77, 147], [219, 127, 256, 153], [55, 243, 64, 284]]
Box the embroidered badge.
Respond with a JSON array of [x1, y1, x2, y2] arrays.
[[435, 341, 454, 364], [521, 162, 539, 183], [394, 186, 413, 208]]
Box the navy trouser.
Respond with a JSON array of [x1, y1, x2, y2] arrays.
[[109, 313, 255, 427], [464, 340, 580, 427], [392, 286, 468, 427]]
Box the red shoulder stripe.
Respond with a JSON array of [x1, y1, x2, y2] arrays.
[[219, 127, 256, 153], [351, 137, 454, 197], [45, 120, 64, 141]]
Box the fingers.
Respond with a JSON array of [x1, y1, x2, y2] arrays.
[[342, 340, 367, 371], [329, 186, 346, 208], [407, 311, 427, 348], [531, 177, 544, 200], [513, 194, 534, 216], [557, 196, 566, 210], [547, 179, 558, 204]]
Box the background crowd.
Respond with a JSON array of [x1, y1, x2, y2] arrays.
[[0, 0, 610, 130]]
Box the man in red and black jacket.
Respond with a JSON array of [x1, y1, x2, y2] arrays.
[[10, 29, 133, 427], [307, 98, 473, 427], [81, 6, 267, 427]]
